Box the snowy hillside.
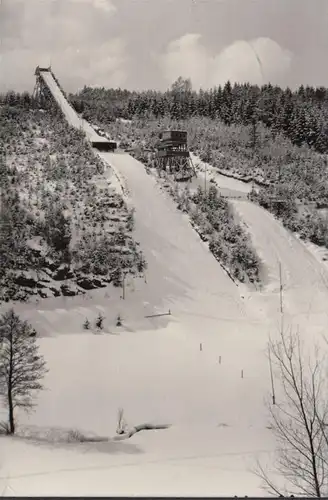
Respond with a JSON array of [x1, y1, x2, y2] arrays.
[[2, 80, 328, 495], [2, 147, 328, 496]]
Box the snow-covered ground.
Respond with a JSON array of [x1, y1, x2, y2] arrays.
[[1, 423, 276, 496], [232, 199, 328, 331], [2, 101, 328, 495], [0, 328, 276, 496], [0, 153, 271, 496], [190, 152, 255, 197]]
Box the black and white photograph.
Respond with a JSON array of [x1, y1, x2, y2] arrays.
[[1, 0, 328, 496]]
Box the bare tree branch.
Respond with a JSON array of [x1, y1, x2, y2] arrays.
[[255, 327, 328, 497]]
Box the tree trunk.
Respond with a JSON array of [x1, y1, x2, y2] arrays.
[[8, 331, 15, 435], [7, 388, 15, 434]]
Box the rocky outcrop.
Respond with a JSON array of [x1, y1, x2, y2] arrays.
[[1, 265, 115, 302], [76, 276, 107, 290], [1, 238, 139, 303], [52, 265, 75, 281], [60, 284, 80, 297], [38, 289, 49, 299], [13, 272, 38, 288], [49, 286, 61, 297], [44, 257, 59, 273]]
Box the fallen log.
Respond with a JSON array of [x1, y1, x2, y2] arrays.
[[114, 423, 171, 441]]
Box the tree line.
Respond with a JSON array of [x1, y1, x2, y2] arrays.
[[69, 77, 328, 154], [3, 78, 328, 155]]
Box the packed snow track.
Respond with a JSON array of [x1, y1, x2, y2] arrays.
[[232, 199, 328, 333], [98, 151, 264, 328]]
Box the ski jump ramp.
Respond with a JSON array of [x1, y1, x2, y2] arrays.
[[35, 66, 115, 151]]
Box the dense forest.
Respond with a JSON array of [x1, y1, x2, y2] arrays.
[[4, 78, 328, 155], [69, 77, 328, 154]]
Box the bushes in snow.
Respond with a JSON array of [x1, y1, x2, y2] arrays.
[[0, 100, 146, 302], [164, 182, 261, 284], [191, 185, 261, 284]]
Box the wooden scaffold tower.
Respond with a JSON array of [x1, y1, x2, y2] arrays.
[[32, 66, 53, 107], [154, 130, 197, 181]]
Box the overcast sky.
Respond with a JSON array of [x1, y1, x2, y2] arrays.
[[1, 0, 328, 93]]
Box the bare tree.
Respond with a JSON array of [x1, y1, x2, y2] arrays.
[[255, 327, 328, 497], [171, 76, 192, 93], [0, 309, 48, 435]]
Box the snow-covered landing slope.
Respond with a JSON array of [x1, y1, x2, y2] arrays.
[[98, 152, 264, 328]]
